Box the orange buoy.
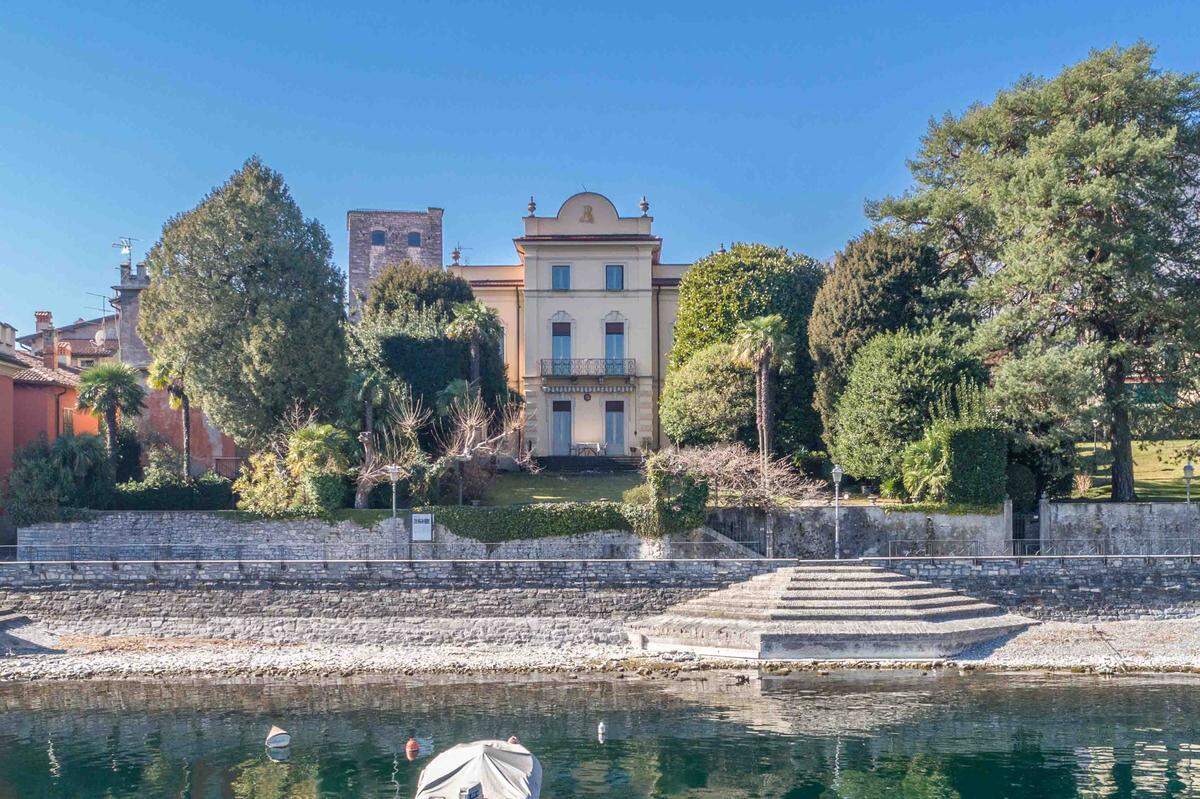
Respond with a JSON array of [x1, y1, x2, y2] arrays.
[[405, 737, 421, 761]]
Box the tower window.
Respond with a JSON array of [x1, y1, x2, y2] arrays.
[[370, 230, 386, 246], [407, 232, 422, 247]]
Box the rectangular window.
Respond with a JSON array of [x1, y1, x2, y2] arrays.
[[605, 264, 624, 291], [552, 265, 571, 291], [605, 322, 625, 374], [370, 230, 386, 246], [551, 322, 572, 374], [407, 231, 421, 247]]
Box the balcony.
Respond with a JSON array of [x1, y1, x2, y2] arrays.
[[540, 358, 636, 377]]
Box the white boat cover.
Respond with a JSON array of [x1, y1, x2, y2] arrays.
[[414, 740, 542, 799]]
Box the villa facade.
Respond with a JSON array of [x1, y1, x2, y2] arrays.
[[350, 192, 688, 456]]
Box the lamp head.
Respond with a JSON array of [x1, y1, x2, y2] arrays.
[[1185, 462, 1195, 479], [831, 464, 844, 485]]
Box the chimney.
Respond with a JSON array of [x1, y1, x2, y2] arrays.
[[56, 341, 71, 368], [34, 310, 53, 334], [42, 328, 55, 369], [0, 323, 15, 358]]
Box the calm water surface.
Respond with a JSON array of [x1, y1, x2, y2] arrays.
[[0, 671, 1197, 797]]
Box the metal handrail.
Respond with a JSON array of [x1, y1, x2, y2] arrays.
[[539, 358, 636, 377]]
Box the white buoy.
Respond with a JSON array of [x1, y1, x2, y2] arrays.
[[597, 721, 606, 743], [265, 726, 291, 748]]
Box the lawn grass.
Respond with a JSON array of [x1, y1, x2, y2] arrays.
[[484, 471, 643, 505], [1076, 438, 1199, 501]]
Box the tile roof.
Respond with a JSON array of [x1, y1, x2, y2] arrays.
[[12, 351, 81, 387]]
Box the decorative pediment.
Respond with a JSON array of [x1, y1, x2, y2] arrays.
[[549, 310, 575, 323]]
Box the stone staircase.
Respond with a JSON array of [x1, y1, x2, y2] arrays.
[[629, 562, 1034, 660]]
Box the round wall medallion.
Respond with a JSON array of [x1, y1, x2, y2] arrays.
[[583, 393, 592, 401]]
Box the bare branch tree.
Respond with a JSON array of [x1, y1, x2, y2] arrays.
[[653, 443, 825, 512]]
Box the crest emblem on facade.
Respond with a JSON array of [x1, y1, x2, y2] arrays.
[[579, 205, 594, 223]]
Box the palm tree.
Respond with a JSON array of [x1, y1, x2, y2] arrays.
[[731, 315, 795, 477], [148, 358, 191, 478], [446, 300, 503, 385], [436, 378, 473, 417], [351, 367, 393, 508], [76, 363, 147, 461]]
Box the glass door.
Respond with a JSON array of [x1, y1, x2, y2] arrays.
[[605, 322, 625, 375], [604, 400, 625, 454], [552, 400, 572, 456], [552, 322, 572, 375]]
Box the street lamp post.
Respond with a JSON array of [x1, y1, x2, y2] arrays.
[[1092, 419, 1100, 476], [1185, 462, 1194, 505], [831, 464, 844, 560], [384, 464, 402, 520]]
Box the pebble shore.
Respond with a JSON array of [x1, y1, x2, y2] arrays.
[[4, 618, 1200, 681]]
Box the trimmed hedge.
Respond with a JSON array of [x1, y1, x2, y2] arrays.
[[425, 501, 632, 543], [941, 423, 1007, 505], [109, 474, 236, 511]]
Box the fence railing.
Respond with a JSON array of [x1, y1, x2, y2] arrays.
[[1, 540, 768, 563], [887, 538, 1200, 558], [539, 358, 636, 377]]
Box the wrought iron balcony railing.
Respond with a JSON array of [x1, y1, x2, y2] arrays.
[[540, 358, 636, 377]]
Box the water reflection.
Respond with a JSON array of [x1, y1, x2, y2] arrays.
[[0, 671, 1196, 797]]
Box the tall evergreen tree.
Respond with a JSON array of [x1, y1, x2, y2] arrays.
[[808, 228, 957, 439], [139, 157, 348, 447], [874, 44, 1200, 500]]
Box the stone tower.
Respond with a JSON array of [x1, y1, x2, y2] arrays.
[[347, 207, 444, 314], [110, 260, 152, 370]]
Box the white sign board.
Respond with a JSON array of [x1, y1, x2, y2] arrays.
[[411, 513, 434, 542]]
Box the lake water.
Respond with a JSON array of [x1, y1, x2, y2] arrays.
[[0, 670, 1197, 797]]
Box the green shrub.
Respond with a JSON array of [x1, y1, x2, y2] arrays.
[[901, 432, 950, 502], [942, 423, 1007, 505], [1006, 462, 1038, 511], [428, 501, 632, 542], [109, 473, 235, 510], [304, 473, 349, 514], [659, 342, 756, 447], [234, 452, 306, 518], [830, 330, 985, 482], [624, 452, 710, 538], [112, 424, 144, 483], [1, 435, 113, 526]]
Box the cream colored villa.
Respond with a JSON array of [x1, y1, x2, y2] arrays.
[[349, 192, 690, 457], [451, 192, 688, 456]]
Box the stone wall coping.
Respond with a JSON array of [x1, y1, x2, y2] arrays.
[[864, 555, 1200, 562], [0, 557, 798, 566]]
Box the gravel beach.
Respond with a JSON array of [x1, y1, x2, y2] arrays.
[[5, 618, 1200, 680]]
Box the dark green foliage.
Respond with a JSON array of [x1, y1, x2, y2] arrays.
[[831, 330, 985, 482], [112, 425, 144, 483], [109, 473, 235, 511], [139, 157, 348, 447], [303, 473, 349, 514], [378, 328, 507, 414], [669, 243, 825, 451], [808, 228, 960, 437], [625, 453, 710, 538], [659, 342, 755, 447], [360, 261, 475, 323], [429, 501, 632, 542], [1006, 462, 1039, 512], [2, 435, 113, 526], [941, 423, 1007, 505]]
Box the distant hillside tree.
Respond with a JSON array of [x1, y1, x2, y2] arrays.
[[669, 243, 825, 452], [139, 157, 347, 447], [808, 228, 960, 438], [873, 44, 1200, 500]]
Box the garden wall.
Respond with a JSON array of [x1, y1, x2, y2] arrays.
[[873, 556, 1200, 620], [707, 505, 1010, 558], [16, 511, 676, 561], [0, 558, 784, 647], [1041, 501, 1200, 553]]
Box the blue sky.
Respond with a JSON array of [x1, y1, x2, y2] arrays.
[[2, 1, 1198, 336]]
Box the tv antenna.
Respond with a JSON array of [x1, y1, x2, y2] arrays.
[[112, 236, 138, 267]]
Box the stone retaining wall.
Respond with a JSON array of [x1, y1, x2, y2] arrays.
[[0, 559, 785, 647], [872, 556, 1200, 620], [1041, 501, 1200, 553], [16, 512, 674, 561]]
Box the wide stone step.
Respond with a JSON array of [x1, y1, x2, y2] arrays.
[[629, 562, 1037, 661]]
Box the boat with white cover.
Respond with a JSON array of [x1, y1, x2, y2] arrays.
[[414, 739, 542, 799]]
